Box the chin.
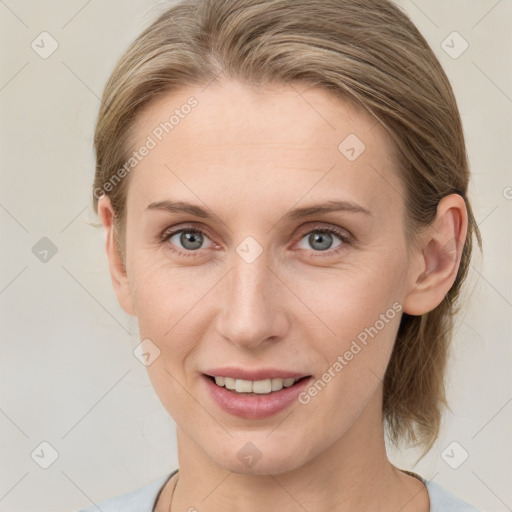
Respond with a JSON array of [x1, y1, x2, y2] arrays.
[[221, 454, 304, 476], [206, 434, 315, 476]]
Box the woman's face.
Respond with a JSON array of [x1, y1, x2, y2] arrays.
[[107, 80, 421, 474]]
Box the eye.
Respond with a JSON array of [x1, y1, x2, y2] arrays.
[[296, 225, 350, 253], [159, 223, 352, 258], [161, 226, 214, 255]]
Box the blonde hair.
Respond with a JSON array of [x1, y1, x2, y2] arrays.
[[93, 0, 481, 451]]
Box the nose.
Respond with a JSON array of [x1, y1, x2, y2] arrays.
[[214, 250, 290, 350]]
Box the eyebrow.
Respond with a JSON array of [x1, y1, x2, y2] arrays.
[[145, 199, 372, 222], [284, 200, 372, 220]]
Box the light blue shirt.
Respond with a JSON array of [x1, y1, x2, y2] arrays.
[[77, 470, 482, 512]]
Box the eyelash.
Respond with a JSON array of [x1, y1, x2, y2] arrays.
[[159, 223, 352, 259]]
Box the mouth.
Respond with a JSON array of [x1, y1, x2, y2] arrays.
[[204, 374, 311, 395], [201, 366, 313, 418]]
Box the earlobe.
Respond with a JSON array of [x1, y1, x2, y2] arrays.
[[97, 195, 136, 317], [402, 194, 468, 316]]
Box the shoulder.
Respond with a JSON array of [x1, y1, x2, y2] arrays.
[[425, 480, 482, 512], [76, 473, 173, 512]]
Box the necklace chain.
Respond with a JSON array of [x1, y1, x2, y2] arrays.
[[168, 473, 178, 512], [166, 467, 426, 511]]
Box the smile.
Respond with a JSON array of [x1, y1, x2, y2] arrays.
[[202, 372, 313, 419], [210, 375, 305, 394]]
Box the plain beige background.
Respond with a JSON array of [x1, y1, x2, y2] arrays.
[[0, 1, 511, 511]]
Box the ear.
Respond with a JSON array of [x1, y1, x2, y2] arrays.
[[402, 194, 468, 316], [97, 195, 136, 317]]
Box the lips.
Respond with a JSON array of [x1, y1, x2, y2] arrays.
[[201, 368, 313, 419], [204, 367, 309, 381]]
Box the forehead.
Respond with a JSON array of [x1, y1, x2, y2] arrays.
[[133, 79, 385, 153], [126, 79, 404, 220]]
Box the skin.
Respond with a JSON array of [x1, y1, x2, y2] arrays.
[[98, 79, 468, 512]]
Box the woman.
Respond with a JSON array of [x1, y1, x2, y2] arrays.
[[82, 0, 482, 510]]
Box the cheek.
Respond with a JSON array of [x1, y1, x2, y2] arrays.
[[290, 256, 405, 341], [129, 253, 205, 331], [131, 258, 214, 419], [290, 258, 404, 398], [128, 254, 225, 377]]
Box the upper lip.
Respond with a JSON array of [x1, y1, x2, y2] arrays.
[[204, 367, 310, 381]]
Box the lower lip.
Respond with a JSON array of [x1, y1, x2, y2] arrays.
[[202, 374, 313, 419]]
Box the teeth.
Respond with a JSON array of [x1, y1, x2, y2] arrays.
[[224, 377, 236, 390], [235, 379, 253, 393], [283, 378, 296, 388], [212, 376, 300, 394], [253, 379, 272, 394]]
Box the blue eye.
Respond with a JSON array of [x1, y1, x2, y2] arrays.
[[160, 223, 351, 258], [169, 230, 206, 250], [161, 227, 214, 256], [297, 229, 345, 252]]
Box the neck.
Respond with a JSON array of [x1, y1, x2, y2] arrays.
[[161, 388, 429, 512]]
